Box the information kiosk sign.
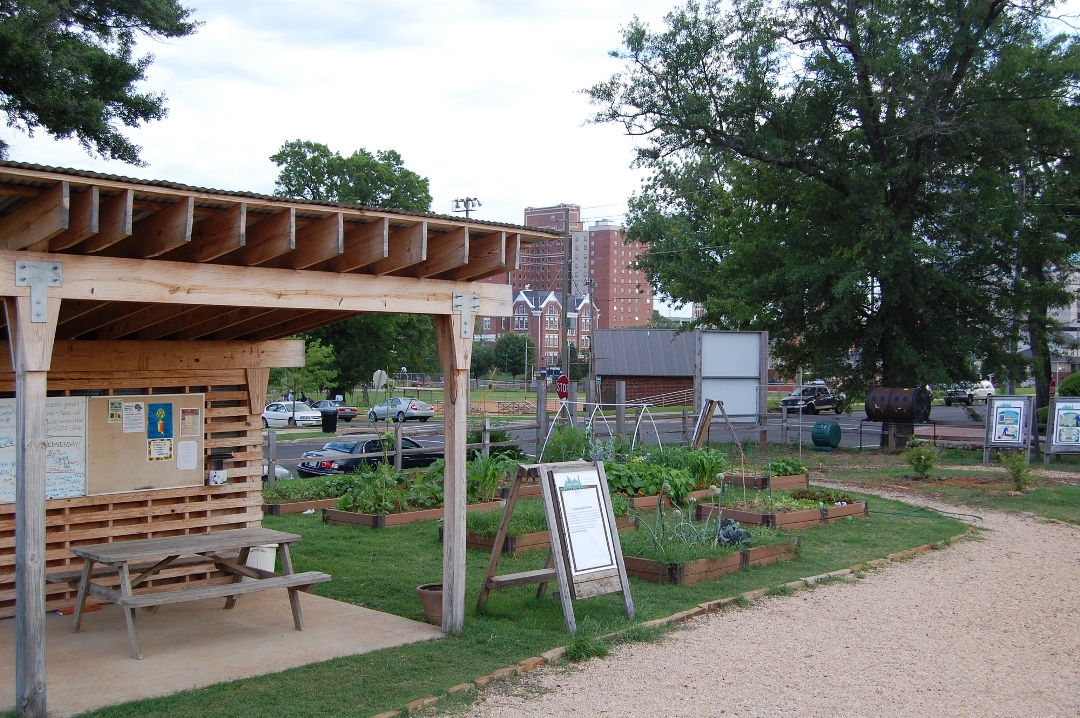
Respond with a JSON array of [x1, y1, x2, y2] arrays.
[[982, 395, 1035, 464], [477, 461, 634, 633], [1044, 397, 1080, 462]]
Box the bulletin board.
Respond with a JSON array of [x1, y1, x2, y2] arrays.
[[86, 394, 205, 495]]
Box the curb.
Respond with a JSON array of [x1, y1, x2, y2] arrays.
[[371, 529, 972, 717]]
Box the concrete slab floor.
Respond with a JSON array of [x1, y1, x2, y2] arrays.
[[0, 590, 443, 717]]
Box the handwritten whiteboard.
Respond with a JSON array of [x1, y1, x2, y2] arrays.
[[0, 397, 88, 503]]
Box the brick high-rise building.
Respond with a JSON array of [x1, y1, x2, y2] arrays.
[[585, 220, 653, 330], [513, 203, 581, 293]]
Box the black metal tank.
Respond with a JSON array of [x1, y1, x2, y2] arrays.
[[864, 387, 932, 423]]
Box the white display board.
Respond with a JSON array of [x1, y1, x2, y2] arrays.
[[982, 395, 1035, 464], [695, 330, 768, 417], [551, 467, 618, 578], [1044, 397, 1080, 460], [0, 396, 87, 503]]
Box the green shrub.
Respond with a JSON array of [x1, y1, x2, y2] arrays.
[[465, 454, 517, 503], [541, 425, 589, 462], [1037, 406, 1049, 425], [996, 450, 1034, 491], [904, 441, 938, 477], [1059, 372, 1080, 396]]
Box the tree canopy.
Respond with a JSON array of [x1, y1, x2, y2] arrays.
[[588, 0, 1080, 391], [0, 0, 198, 164], [270, 139, 432, 211]]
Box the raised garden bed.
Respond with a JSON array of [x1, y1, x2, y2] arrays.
[[694, 501, 867, 529], [629, 488, 715, 511], [322, 500, 504, 528], [263, 498, 339, 515], [456, 515, 638, 555], [724, 473, 809, 491], [623, 540, 799, 585]]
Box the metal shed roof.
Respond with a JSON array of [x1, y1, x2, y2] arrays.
[[591, 329, 695, 377]]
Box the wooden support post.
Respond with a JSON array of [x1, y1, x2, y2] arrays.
[[5, 294, 61, 718], [436, 311, 472, 634], [481, 417, 490, 460], [394, 421, 403, 472], [615, 381, 626, 439]]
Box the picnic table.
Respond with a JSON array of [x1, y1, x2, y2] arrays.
[[50, 527, 330, 659]]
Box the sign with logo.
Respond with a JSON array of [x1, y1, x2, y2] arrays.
[[556, 374, 569, 400]]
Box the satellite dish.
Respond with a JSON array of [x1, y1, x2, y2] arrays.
[[372, 370, 388, 390]]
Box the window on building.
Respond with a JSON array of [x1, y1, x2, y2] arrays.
[[513, 306, 529, 331]]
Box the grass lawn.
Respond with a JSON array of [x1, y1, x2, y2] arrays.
[[55, 486, 966, 718]]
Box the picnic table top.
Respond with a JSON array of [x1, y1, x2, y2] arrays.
[[69, 527, 302, 564]]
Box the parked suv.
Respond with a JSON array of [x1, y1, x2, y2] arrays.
[[970, 380, 996, 403], [780, 383, 845, 414]]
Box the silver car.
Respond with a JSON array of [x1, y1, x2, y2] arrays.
[[367, 396, 435, 423]]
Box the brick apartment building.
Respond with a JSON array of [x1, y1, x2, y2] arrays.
[[511, 290, 594, 371]]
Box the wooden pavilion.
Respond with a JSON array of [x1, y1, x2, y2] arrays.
[[0, 161, 556, 717]]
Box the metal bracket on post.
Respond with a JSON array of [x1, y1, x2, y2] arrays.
[[15, 260, 63, 323], [452, 292, 480, 339]]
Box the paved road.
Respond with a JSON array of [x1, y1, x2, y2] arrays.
[[263, 403, 991, 472]]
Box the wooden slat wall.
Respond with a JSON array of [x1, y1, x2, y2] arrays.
[[0, 368, 264, 617]]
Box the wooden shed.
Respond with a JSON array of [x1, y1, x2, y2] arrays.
[[0, 161, 556, 716]]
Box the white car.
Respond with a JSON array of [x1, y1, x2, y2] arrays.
[[970, 380, 996, 403], [262, 401, 322, 427]]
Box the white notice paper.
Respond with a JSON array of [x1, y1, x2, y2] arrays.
[[553, 469, 617, 577], [176, 440, 199, 471], [123, 402, 145, 434]]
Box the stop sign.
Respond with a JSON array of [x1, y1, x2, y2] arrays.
[[556, 374, 569, 400]]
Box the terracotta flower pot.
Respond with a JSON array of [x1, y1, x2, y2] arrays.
[[416, 583, 443, 625]]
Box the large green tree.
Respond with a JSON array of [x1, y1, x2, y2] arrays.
[[0, 0, 198, 164], [270, 139, 432, 211], [493, 332, 534, 381], [589, 0, 1080, 390]]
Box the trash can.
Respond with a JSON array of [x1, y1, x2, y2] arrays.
[[811, 420, 842, 451], [320, 409, 338, 433]]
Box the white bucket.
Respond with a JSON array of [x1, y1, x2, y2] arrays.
[[244, 544, 278, 580]]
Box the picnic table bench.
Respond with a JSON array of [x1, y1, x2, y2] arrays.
[[48, 527, 330, 659]]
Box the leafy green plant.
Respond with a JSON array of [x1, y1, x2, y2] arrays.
[[335, 463, 408, 514], [904, 440, 938, 477], [788, 488, 854, 505], [466, 454, 517, 504], [541, 424, 589, 462], [997, 450, 1034, 491], [768, 457, 807, 476], [604, 461, 696, 503], [1058, 372, 1080, 396]]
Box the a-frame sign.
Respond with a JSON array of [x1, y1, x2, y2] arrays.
[[477, 461, 634, 632]]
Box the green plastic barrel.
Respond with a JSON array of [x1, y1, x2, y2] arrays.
[[811, 420, 842, 450]]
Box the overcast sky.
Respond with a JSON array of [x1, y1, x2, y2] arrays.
[[4, 0, 675, 231]]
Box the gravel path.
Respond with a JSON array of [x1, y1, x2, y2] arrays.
[[452, 506, 1080, 718]]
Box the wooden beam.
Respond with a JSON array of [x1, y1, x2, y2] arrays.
[[172, 306, 276, 341], [86, 303, 191, 340], [0, 181, 69, 250], [264, 212, 343, 270], [0, 250, 515, 317], [55, 302, 152, 339], [36, 186, 98, 252], [202, 309, 325, 341], [437, 231, 506, 281], [436, 312, 472, 634], [246, 368, 270, 414], [5, 295, 61, 718], [328, 218, 387, 273], [119, 196, 194, 258], [242, 310, 359, 341], [78, 190, 133, 253], [162, 203, 246, 263], [0, 339, 304, 374], [226, 208, 294, 266], [368, 221, 426, 275], [411, 226, 468, 278]]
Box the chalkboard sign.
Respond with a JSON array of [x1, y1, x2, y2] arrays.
[[0, 396, 88, 503]]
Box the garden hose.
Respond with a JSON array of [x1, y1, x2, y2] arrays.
[[869, 505, 984, 521]]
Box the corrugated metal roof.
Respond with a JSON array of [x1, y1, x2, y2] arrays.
[[591, 329, 695, 377], [0, 160, 561, 236]]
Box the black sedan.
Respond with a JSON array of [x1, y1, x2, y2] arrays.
[[296, 436, 443, 477]]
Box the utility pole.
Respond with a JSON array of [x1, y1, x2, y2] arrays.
[[561, 206, 571, 378], [452, 197, 482, 218]]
